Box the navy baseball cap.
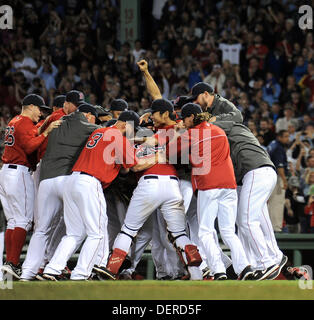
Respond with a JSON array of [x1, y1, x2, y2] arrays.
[[105, 119, 117, 127], [94, 105, 111, 117], [188, 82, 214, 101], [173, 96, 194, 110], [110, 99, 128, 111], [149, 99, 174, 114], [66, 90, 85, 106], [53, 95, 66, 109], [180, 103, 202, 119], [78, 103, 98, 118], [118, 110, 140, 130], [22, 94, 50, 109]]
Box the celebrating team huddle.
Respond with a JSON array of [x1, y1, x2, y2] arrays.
[[0, 60, 288, 282]]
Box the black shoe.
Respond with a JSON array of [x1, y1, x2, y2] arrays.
[[238, 265, 254, 280], [214, 272, 227, 280], [226, 265, 238, 280], [202, 267, 212, 279], [267, 255, 288, 280], [118, 256, 132, 273], [253, 264, 279, 281], [92, 265, 116, 280], [42, 273, 68, 281], [1, 262, 22, 280]]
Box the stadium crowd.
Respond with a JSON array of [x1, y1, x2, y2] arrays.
[[1, 0, 314, 236]]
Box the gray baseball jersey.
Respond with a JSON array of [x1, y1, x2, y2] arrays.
[[40, 112, 100, 182], [215, 121, 275, 184]]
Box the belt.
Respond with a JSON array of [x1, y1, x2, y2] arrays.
[[80, 171, 93, 177], [144, 175, 179, 181], [8, 164, 32, 173]]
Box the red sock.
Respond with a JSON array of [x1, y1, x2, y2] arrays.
[[106, 248, 128, 275], [4, 229, 14, 262], [9, 227, 27, 265]]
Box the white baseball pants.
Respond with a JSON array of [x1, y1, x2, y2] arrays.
[[236, 167, 281, 270], [0, 164, 34, 231], [113, 175, 202, 279], [21, 175, 67, 279], [0, 231, 4, 281], [197, 188, 249, 275], [44, 172, 109, 280]]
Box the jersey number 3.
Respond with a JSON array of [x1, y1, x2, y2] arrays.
[[86, 133, 103, 149], [4, 126, 15, 146]]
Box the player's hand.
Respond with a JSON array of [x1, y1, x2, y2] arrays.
[[137, 59, 148, 73], [174, 120, 185, 131], [209, 116, 217, 122], [139, 112, 152, 124], [282, 180, 288, 190], [43, 120, 62, 136]]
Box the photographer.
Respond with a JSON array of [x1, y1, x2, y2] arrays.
[[284, 176, 306, 233], [36, 55, 58, 91]]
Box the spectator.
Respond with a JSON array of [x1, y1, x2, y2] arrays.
[[36, 55, 58, 91], [284, 176, 306, 233], [304, 187, 314, 233], [262, 72, 281, 106], [246, 33, 269, 70], [203, 64, 226, 95], [259, 117, 276, 146], [275, 104, 297, 133], [13, 50, 37, 83], [267, 130, 290, 232]]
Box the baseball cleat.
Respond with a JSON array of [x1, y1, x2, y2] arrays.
[[93, 265, 116, 280], [267, 255, 288, 280], [42, 273, 67, 281], [202, 267, 212, 279], [252, 264, 279, 281], [19, 278, 31, 282], [35, 273, 46, 281], [1, 262, 22, 280], [214, 272, 227, 280], [238, 265, 255, 280]]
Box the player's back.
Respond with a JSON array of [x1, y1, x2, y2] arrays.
[[40, 112, 99, 182]]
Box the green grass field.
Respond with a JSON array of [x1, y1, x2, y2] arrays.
[[0, 280, 314, 300]]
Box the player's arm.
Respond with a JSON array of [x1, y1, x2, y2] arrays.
[[130, 153, 160, 172], [137, 59, 162, 100], [37, 115, 52, 135], [20, 120, 62, 154], [210, 100, 243, 123]]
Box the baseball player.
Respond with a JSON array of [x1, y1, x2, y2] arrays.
[[52, 95, 66, 112], [189, 82, 243, 123], [20, 103, 99, 281], [166, 103, 253, 280], [43, 111, 156, 280], [214, 120, 288, 280], [0, 199, 5, 281], [105, 99, 203, 281], [110, 99, 128, 120], [0, 94, 61, 279], [94, 105, 112, 126]]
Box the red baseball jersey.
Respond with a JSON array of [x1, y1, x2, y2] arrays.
[[72, 126, 138, 189], [2, 115, 46, 168], [136, 124, 178, 178], [37, 108, 66, 161], [167, 121, 237, 191]]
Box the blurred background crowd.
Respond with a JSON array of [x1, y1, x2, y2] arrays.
[[0, 0, 314, 233]]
